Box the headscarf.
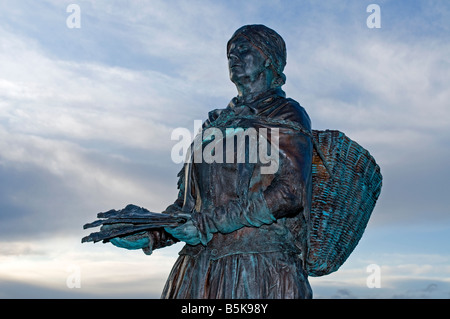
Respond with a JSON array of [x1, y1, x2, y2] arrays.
[[227, 24, 287, 86]]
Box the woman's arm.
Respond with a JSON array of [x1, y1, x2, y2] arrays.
[[171, 125, 312, 245]]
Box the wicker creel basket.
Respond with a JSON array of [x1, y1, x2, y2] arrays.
[[307, 130, 382, 277]]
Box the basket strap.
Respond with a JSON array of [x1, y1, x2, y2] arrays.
[[205, 112, 334, 178], [310, 132, 334, 179]]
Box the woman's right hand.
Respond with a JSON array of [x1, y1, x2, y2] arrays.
[[109, 232, 150, 251], [101, 223, 151, 252]]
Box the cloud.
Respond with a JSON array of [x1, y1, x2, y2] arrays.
[[0, 21, 196, 242], [286, 24, 450, 131], [313, 279, 450, 299], [0, 2, 242, 244], [0, 236, 183, 298], [331, 288, 357, 299], [0, 25, 197, 139], [0, 279, 89, 299], [0, 242, 46, 257], [390, 282, 450, 299], [0, 128, 183, 240]]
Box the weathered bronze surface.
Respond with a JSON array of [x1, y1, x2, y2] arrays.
[[82, 24, 382, 299]]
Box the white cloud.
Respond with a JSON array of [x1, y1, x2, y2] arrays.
[[288, 34, 450, 132], [0, 29, 189, 148], [0, 237, 184, 298]]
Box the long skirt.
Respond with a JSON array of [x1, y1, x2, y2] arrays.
[[161, 250, 312, 299]]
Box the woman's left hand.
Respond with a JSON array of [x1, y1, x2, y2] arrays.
[[165, 219, 202, 246]]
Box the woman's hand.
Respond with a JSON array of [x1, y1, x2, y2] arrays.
[[164, 219, 202, 246], [101, 223, 150, 251], [109, 232, 150, 250]]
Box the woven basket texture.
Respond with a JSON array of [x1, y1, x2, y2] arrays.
[[307, 130, 382, 277]]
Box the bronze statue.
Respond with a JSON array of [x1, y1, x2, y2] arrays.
[[82, 25, 382, 299]]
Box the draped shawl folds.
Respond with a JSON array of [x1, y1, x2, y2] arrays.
[[159, 89, 313, 298], [164, 89, 313, 264]]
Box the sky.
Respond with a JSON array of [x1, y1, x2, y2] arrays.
[[0, 0, 449, 299]]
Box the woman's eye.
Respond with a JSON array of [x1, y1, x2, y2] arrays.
[[239, 46, 249, 53]]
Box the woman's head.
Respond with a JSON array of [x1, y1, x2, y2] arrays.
[[227, 25, 287, 89]]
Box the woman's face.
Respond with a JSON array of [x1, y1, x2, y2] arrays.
[[227, 36, 268, 86]]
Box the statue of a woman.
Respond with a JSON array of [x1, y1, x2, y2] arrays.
[[111, 25, 314, 299]]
